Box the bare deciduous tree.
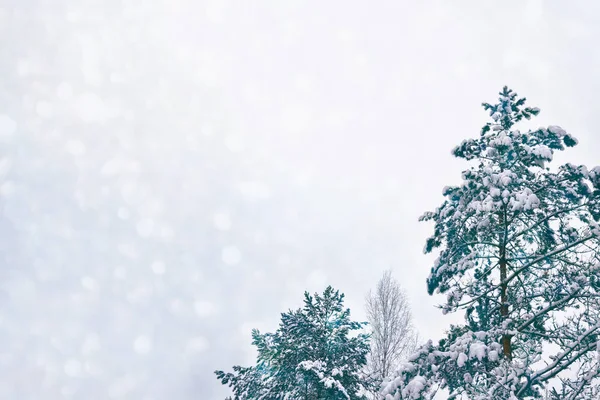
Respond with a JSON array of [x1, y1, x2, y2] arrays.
[[365, 270, 418, 391]]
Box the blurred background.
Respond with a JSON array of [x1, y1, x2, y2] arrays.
[[0, 0, 599, 398]]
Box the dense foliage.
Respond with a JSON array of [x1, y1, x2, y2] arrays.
[[216, 286, 372, 399], [383, 87, 600, 399]]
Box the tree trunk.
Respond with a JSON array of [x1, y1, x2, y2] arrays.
[[499, 211, 512, 360]]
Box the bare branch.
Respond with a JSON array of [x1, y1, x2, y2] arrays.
[[365, 270, 418, 395]]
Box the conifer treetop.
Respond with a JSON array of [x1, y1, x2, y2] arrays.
[[216, 286, 373, 400], [385, 87, 600, 400]]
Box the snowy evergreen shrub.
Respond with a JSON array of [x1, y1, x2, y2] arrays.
[[216, 286, 373, 399]]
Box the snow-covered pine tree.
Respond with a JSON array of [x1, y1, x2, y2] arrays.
[[382, 87, 600, 400], [215, 286, 373, 399]]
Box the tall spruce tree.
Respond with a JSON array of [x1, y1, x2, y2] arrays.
[[216, 286, 372, 399], [382, 87, 600, 399]]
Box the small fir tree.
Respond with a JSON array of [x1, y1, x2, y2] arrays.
[[216, 286, 373, 399]]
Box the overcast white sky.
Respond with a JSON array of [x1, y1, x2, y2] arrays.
[[0, 0, 599, 399]]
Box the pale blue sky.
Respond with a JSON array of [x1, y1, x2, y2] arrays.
[[0, 1, 599, 399]]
